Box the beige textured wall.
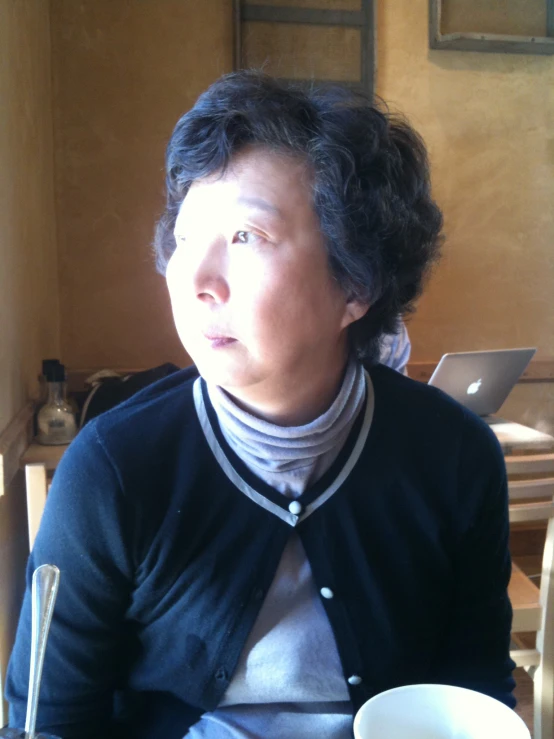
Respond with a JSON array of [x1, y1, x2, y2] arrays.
[[50, 0, 553, 427], [51, 0, 234, 370], [376, 0, 554, 361], [0, 0, 59, 722], [375, 0, 554, 431], [0, 0, 60, 432]]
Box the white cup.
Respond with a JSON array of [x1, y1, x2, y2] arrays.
[[353, 683, 530, 739]]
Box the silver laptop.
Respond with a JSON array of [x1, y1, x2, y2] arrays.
[[428, 348, 536, 417]]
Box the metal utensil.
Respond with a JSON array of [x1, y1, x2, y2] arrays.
[[0, 731, 60, 739], [24, 564, 60, 739]]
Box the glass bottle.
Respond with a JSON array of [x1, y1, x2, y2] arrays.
[[36, 363, 77, 445]]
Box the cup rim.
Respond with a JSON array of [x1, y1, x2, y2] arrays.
[[353, 683, 528, 736]]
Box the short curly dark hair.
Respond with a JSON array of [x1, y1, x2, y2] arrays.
[[154, 70, 443, 364]]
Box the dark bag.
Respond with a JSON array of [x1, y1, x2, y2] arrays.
[[79, 363, 180, 427]]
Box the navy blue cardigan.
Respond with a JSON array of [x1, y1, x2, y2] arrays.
[[6, 364, 515, 738]]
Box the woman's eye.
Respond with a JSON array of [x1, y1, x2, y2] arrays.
[[234, 230, 260, 244]]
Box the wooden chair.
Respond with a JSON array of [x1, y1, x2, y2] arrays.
[[24, 462, 49, 551], [508, 453, 554, 739]]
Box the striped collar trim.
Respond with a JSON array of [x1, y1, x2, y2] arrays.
[[193, 371, 374, 527]]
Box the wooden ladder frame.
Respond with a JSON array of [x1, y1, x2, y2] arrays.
[[234, 0, 376, 96]]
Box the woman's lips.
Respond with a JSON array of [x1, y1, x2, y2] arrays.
[[203, 335, 237, 349]]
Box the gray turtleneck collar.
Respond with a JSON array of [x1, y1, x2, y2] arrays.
[[206, 358, 366, 499]]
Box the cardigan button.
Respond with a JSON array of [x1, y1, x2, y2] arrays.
[[215, 667, 228, 681], [348, 675, 362, 686], [320, 587, 334, 600], [288, 501, 303, 515]]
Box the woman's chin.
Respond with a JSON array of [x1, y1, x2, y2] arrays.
[[193, 358, 254, 391]]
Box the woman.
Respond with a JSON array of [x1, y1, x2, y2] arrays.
[[7, 71, 515, 739]]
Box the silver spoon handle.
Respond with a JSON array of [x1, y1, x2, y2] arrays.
[[25, 565, 60, 739]]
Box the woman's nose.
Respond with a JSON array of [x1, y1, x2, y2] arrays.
[[191, 236, 230, 305]]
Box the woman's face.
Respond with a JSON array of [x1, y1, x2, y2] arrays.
[[166, 146, 366, 415]]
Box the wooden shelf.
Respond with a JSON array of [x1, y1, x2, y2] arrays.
[[20, 442, 68, 471]]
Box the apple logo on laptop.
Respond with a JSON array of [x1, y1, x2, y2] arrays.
[[467, 378, 482, 395]]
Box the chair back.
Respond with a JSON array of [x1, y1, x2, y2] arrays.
[[25, 463, 49, 550]]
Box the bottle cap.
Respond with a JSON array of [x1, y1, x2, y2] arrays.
[[45, 363, 66, 383], [42, 358, 61, 376]]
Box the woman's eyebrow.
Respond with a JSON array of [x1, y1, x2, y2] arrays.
[[237, 196, 284, 220]]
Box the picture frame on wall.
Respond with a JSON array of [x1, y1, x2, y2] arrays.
[[429, 0, 554, 55], [233, 0, 376, 98]]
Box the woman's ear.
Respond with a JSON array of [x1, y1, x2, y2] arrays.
[[341, 299, 370, 329]]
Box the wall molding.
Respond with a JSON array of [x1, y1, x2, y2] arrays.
[[409, 357, 554, 384], [66, 357, 554, 393], [0, 403, 34, 498]]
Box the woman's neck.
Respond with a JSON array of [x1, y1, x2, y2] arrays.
[[221, 355, 351, 427]]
